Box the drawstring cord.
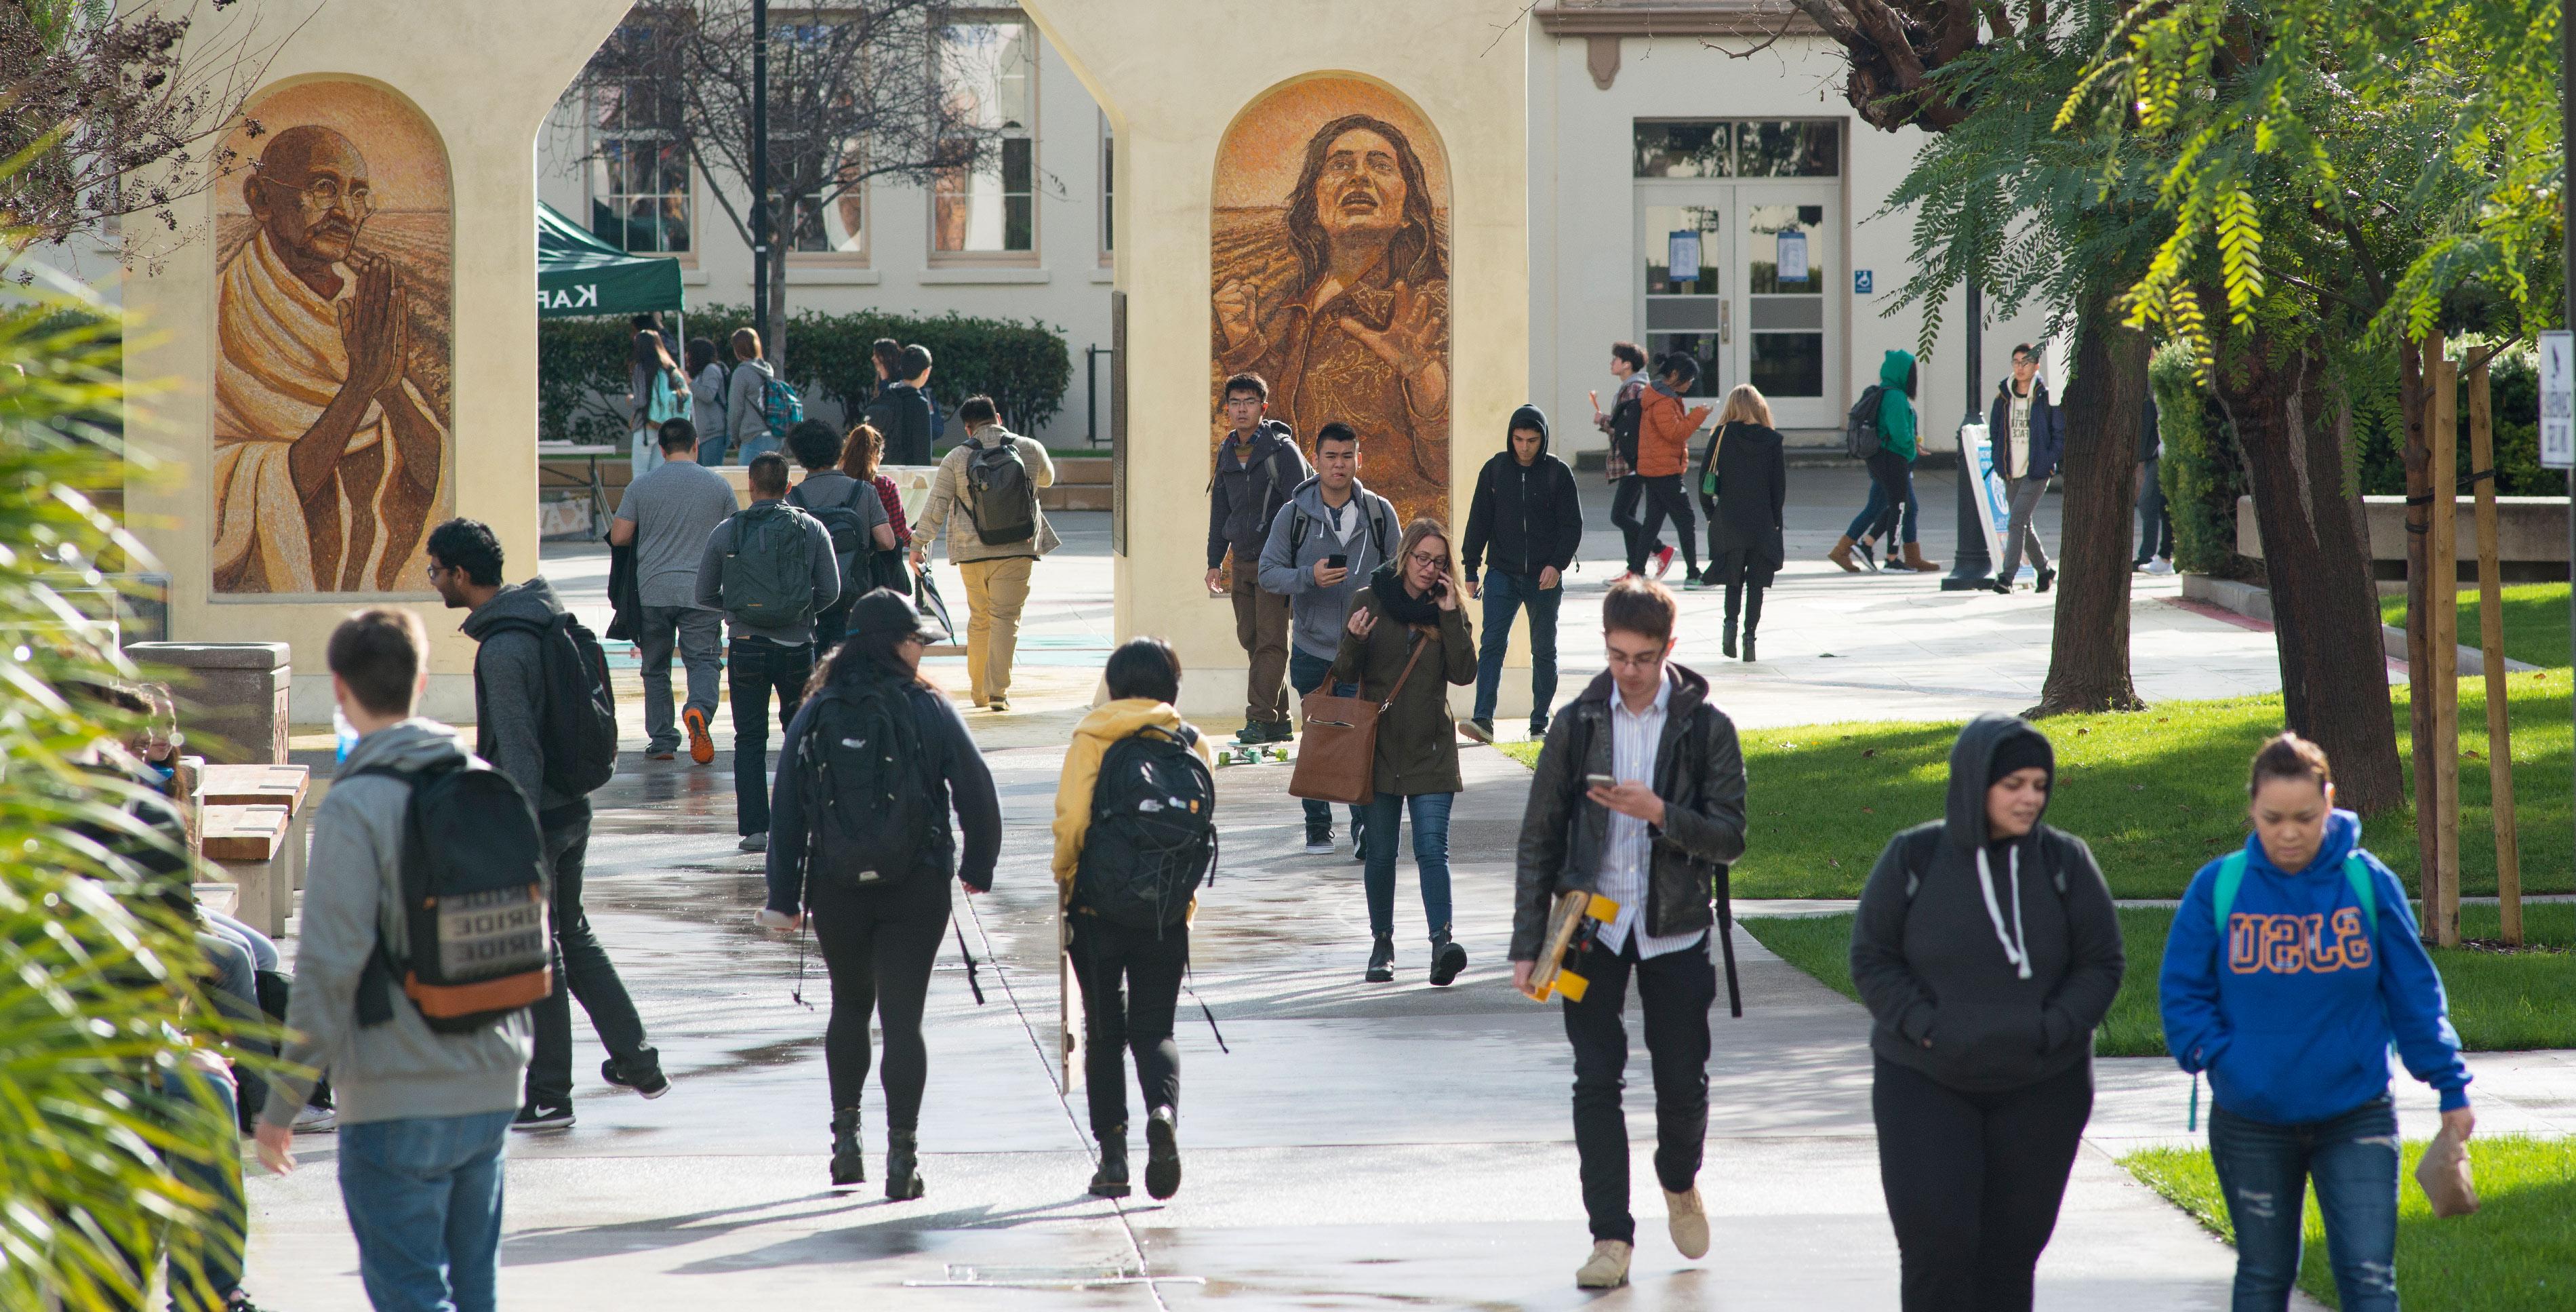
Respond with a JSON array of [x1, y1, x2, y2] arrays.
[[1975, 846, 2033, 980]]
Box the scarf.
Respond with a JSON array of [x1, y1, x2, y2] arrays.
[[1369, 561, 1443, 627]]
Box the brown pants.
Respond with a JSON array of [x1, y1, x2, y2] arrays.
[[1231, 567, 1291, 724], [960, 555, 1034, 706]]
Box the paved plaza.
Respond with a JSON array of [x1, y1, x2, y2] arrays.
[[239, 471, 2564, 1307]]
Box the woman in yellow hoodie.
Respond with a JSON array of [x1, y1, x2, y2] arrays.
[[1051, 636, 1215, 1201]]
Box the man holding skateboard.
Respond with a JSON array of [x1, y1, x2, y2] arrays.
[[1508, 576, 1748, 1290]]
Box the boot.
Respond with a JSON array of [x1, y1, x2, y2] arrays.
[[1721, 584, 1740, 659], [1428, 927, 1467, 987], [830, 1106, 866, 1187], [1365, 933, 1395, 983], [1903, 541, 1942, 572], [1826, 536, 1859, 573], [1089, 1126, 1131, 1198], [884, 1128, 927, 1201], [1742, 588, 1764, 663], [1144, 1107, 1183, 1201]]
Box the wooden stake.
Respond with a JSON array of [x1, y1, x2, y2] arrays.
[[2404, 338, 2441, 923], [2470, 361, 2524, 947], [2428, 340, 2462, 948]]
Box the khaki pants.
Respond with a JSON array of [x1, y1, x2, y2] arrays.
[[1231, 568, 1291, 724], [960, 555, 1034, 705]]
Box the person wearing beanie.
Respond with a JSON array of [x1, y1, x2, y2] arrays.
[[1461, 403, 1584, 743], [1849, 713, 2125, 1311]]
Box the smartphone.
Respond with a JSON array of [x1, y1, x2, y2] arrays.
[[1586, 774, 1617, 790], [1325, 553, 1348, 570]]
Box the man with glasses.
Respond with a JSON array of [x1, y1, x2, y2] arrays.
[[214, 123, 446, 595], [1509, 577, 1748, 1290], [1205, 372, 1310, 748]]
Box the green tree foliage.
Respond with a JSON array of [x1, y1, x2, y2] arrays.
[[2149, 340, 2253, 577]]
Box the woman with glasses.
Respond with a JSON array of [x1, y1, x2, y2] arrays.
[[757, 590, 1001, 1200], [1332, 517, 1478, 985]]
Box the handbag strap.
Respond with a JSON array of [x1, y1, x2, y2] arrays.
[[1376, 624, 1437, 713]]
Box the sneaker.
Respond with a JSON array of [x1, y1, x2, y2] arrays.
[[1666, 1185, 1710, 1259], [1651, 545, 1675, 579], [1261, 719, 1294, 744], [1575, 1239, 1633, 1289], [990, 699, 1011, 713], [646, 744, 678, 761], [1460, 719, 1494, 744], [683, 707, 715, 765], [739, 831, 769, 853], [1990, 578, 2014, 595], [1350, 817, 1367, 863], [1528, 717, 1549, 740], [1144, 1106, 1182, 1200], [2147, 557, 2175, 576], [1608, 570, 1641, 586], [1304, 824, 1335, 856], [1682, 574, 1712, 591], [289, 1103, 337, 1134], [602, 1056, 671, 1100], [2035, 566, 2056, 593], [512, 1100, 575, 1132]]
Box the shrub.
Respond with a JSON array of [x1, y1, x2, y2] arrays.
[[2151, 340, 2258, 578]]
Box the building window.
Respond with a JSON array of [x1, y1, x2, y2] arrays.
[[1099, 112, 1114, 261], [933, 17, 1036, 257], [588, 74, 691, 255], [1632, 120, 1838, 179], [790, 142, 868, 261]]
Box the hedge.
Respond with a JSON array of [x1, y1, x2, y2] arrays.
[[538, 304, 1072, 443], [2150, 341, 2257, 579], [2354, 343, 2550, 498]]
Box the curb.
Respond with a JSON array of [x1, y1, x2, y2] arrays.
[[2178, 576, 2539, 676]]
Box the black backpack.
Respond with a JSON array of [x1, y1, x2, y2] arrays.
[[1074, 725, 1217, 929], [351, 761, 553, 1033], [963, 436, 1039, 546], [1845, 384, 1887, 460], [1609, 392, 1644, 465], [797, 681, 940, 890], [790, 478, 875, 592], [475, 612, 619, 799]]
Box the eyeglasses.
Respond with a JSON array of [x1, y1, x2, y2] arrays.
[[1605, 645, 1666, 672], [257, 173, 376, 218], [1407, 551, 1446, 568]]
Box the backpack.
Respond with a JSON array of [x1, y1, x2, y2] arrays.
[[350, 761, 552, 1033], [740, 363, 803, 442], [645, 369, 691, 424], [2211, 850, 2377, 935], [1609, 392, 1644, 465], [789, 478, 874, 593], [718, 502, 819, 628], [1900, 828, 2066, 902], [473, 612, 619, 799], [1845, 384, 1887, 460], [1285, 493, 1394, 565], [1075, 725, 1217, 929], [962, 435, 1040, 546], [796, 681, 940, 890]]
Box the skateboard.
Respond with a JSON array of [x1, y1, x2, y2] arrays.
[[1521, 890, 1621, 1002], [1216, 737, 1293, 766]]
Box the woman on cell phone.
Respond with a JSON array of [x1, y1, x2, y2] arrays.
[[1332, 517, 1477, 985]]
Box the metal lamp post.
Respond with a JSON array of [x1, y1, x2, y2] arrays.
[[1943, 282, 1995, 589]]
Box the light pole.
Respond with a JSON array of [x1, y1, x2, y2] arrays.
[[751, 0, 769, 351], [1943, 282, 1994, 589]]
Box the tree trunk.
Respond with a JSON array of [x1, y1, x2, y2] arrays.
[[2216, 342, 2407, 813], [2400, 339, 2439, 902], [2034, 303, 2147, 713]]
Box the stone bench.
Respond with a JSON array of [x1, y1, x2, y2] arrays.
[[2236, 494, 2571, 581], [201, 803, 303, 937]]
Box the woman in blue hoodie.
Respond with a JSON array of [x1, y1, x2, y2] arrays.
[[2160, 732, 2472, 1312]]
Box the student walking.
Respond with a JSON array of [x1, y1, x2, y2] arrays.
[[627, 330, 691, 482], [1627, 355, 1712, 583], [838, 421, 917, 595], [1051, 637, 1215, 1201], [1204, 372, 1311, 745], [1462, 403, 1582, 742], [910, 395, 1058, 712], [787, 418, 898, 652], [875, 344, 938, 466], [1850, 713, 2125, 1312], [254, 608, 535, 1312], [725, 327, 788, 465], [1509, 578, 1748, 1290], [1696, 384, 1788, 661], [2160, 733, 2473, 1312], [696, 454, 842, 851], [1834, 350, 1923, 575], [1988, 343, 2064, 593], [610, 417, 738, 766], [1333, 518, 1477, 985], [1258, 420, 1401, 857], [1595, 342, 1667, 580], [759, 590, 1001, 1199], [429, 520, 665, 1130], [2135, 391, 2175, 574], [685, 336, 729, 464]]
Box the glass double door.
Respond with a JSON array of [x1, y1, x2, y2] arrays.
[[1637, 183, 1838, 428]]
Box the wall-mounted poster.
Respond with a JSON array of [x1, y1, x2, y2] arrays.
[[1212, 77, 1451, 525], [212, 79, 452, 595]]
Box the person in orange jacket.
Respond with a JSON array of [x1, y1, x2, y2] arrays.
[[1623, 354, 1714, 584]]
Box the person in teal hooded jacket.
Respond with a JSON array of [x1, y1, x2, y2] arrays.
[[1830, 351, 1920, 574], [2160, 732, 2471, 1312]]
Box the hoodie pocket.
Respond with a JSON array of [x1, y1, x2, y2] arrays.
[[1938, 1008, 2050, 1082]]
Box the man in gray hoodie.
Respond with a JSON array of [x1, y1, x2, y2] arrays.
[[429, 518, 662, 1130], [254, 606, 530, 1312], [1257, 421, 1399, 856]]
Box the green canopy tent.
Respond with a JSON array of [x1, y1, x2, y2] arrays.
[[538, 200, 683, 321]]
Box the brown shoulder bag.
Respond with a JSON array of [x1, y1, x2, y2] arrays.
[[1289, 627, 1433, 806]]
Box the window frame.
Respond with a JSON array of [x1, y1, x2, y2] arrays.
[[786, 137, 871, 267], [928, 10, 1040, 266], [584, 36, 696, 266], [1097, 109, 1114, 266], [1631, 118, 1840, 180]]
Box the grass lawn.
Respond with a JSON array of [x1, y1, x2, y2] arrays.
[[1737, 902, 2576, 1055], [2122, 1136, 2576, 1311], [1500, 671, 2576, 900], [2381, 584, 2571, 670]]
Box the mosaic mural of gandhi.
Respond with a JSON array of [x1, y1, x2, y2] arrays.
[[214, 117, 449, 594], [1214, 108, 1450, 520]]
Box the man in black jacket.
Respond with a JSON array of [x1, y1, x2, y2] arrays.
[[874, 344, 937, 466], [1987, 343, 2064, 593], [1203, 372, 1311, 744], [1463, 403, 1582, 742], [1509, 578, 1748, 1291]]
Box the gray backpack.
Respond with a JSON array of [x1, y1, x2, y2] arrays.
[[717, 503, 816, 628], [963, 436, 1039, 546]]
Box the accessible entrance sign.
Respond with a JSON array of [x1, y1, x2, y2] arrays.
[[2539, 330, 2573, 470]]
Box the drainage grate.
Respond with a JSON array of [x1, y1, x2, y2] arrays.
[[902, 1263, 1205, 1290]]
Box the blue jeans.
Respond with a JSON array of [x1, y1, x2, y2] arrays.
[[1360, 791, 1455, 938], [1473, 571, 1562, 728], [728, 636, 813, 836], [338, 1110, 515, 1312], [1844, 467, 1920, 543], [2209, 1095, 2401, 1312], [1289, 648, 1362, 837]]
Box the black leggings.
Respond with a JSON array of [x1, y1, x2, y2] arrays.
[[1068, 915, 1188, 1138], [1864, 450, 1913, 544], [1611, 475, 1664, 565], [811, 875, 952, 1128], [1630, 475, 1699, 574], [1872, 1056, 2093, 1312]]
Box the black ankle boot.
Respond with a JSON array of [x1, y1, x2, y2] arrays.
[[1742, 631, 1757, 662], [1365, 933, 1395, 983], [1428, 926, 1467, 987], [1090, 1127, 1132, 1197], [830, 1106, 865, 1187], [885, 1128, 927, 1201], [1721, 618, 1738, 659]]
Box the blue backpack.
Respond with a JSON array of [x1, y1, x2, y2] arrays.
[[2211, 850, 2377, 934]]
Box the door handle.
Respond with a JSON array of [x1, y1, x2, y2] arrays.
[[1720, 298, 1732, 345]]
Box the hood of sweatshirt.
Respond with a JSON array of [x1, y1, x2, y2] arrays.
[[1880, 349, 1917, 395], [1230, 417, 1297, 454], [336, 717, 471, 780], [458, 576, 566, 641], [1506, 403, 1551, 456], [2241, 807, 2361, 883], [1941, 712, 2054, 855], [1071, 698, 1195, 753]]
